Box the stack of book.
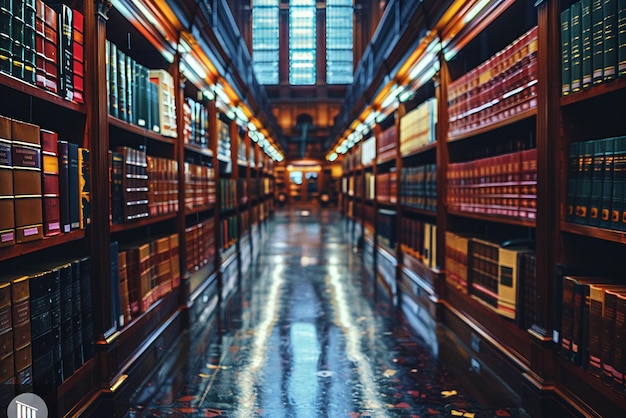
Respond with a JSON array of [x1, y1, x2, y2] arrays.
[[112, 146, 149, 223], [561, 0, 625, 96], [376, 169, 397, 204], [183, 97, 209, 148], [567, 136, 626, 230], [185, 218, 216, 274], [400, 164, 437, 211], [448, 26, 538, 137], [559, 275, 626, 394], [146, 155, 178, 217], [184, 162, 216, 211], [117, 233, 179, 318], [400, 219, 437, 270], [447, 148, 537, 221], [0, 116, 89, 247], [399, 98, 437, 156], [377, 125, 397, 163]]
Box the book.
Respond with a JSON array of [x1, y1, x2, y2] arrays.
[[0, 115, 15, 247], [108, 241, 122, 335], [108, 40, 118, 118], [116, 48, 127, 122], [78, 147, 89, 228], [570, 2, 583, 92], [22, 0, 37, 85], [575, 141, 593, 224], [566, 142, 579, 223], [592, 0, 605, 83], [589, 139, 606, 226], [611, 292, 626, 394], [601, 137, 615, 229], [57, 262, 74, 382], [582, 0, 593, 88], [71, 8, 84, 103], [51, 3, 73, 100], [78, 257, 92, 361], [149, 69, 177, 137], [619, 0, 626, 76], [0, 1, 11, 75], [57, 140, 70, 232], [118, 250, 131, 324], [614, 137, 626, 230], [68, 142, 79, 229], [603, 0, 619, 81], [12, 119, 43, 243], [125, 54, 134, 124], [601, 288, 626, 385], [170, 233, 180, 289], [40, 129, 61, 236], [10, 274, 33, 393]]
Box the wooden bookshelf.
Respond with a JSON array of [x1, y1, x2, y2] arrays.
[[0, 230, 86, 262]]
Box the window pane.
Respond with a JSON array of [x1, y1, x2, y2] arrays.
[[290, 0, 316, 85], [252, 0, 279, 85], [326, 2, 353, 84]]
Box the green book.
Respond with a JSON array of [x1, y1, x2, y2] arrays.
[[592, 0, 605, 83], [117, 48, 127, 122], [604, 0, 618, 80], [562, 8, 571, 95], [582, 0, 593, 88], [567, 142, 580, 224], [618, 0, 626, 76], [571, 2, 583, 92], [589, 139, 605, 226], [601, 137, 615, 229], [576, 141, 593, 224], [109, 41, 118, 118], [611, 136, 626, 231]]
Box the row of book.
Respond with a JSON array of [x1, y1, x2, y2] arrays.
[[561, 0, 626, 96], [399, 97, 437, 156], [341, 140, 363, 172], [111, 234, 180, 330], [448, 26, 538, 137], [400, 164, 437, 211], [1, 257, 93, 399], [110, 146, 149, 224], [183, 96, 209, 148], [147, 155, 178, 217], [185, 219, 215, 275], [361, 136, 376, 166], [559, 275, 626, 394], [0, 2, 84, 102], [566, 136, 626, 231], [377, 125, 396, 164], [0, 116, 89, 248], [447, 148, 537, 221], [445, 231, 536, 324], [399, 219, 438, 271], [106, 40, 176, 137], [376, 170, 398, 204], [184, 162, 216, 211]]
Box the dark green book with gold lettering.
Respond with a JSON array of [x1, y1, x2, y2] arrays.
[[571, 2, 583, 92], [562, 8, 571, 95]]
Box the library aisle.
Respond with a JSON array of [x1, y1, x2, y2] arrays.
[[125, 209, 524, 418]]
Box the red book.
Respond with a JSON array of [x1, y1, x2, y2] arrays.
[[71, 9, 84, 103], [35, 2, 59, 93], [41, 129, 61, 236]]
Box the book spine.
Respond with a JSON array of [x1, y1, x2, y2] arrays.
[[57, 140, 70, 233], [78, 147, 90, 228], [118, 250, 131, 324], [611, 293, 626, 394], [12, 119, 43, 243], [78, 257, 93, 361], [592, 0, 605, 83], [70, 259, 83, 366], [589, 284, 605, 377], [0, 116, 15, 247], [582, 0, 593, 88], [571, 3, 583, 92], [604, 0, 619, 81], [58, 262, 74, 382], [68, 142, 79, 230], [41, 129, 60, 236], [0, 1, 12, 75], [601, 137, 615, 229], [589, 139, 606, 226], [566, 142, 579, 223], [11, 275, 33, 393], [71, 8, 84, 103], [601, 289, 622, 385], [575, 141, 593, 224], [108, 41, 118, 118], [612, 136, 626, 230], [619, 0, 626, 76], [54, 3, 73, 100], [125, 54, 133, 124], [110, 151, 123, 224], [109, 241, 122, 334], [116, 48, 126, 122]]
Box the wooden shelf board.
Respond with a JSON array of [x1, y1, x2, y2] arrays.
[[0, 230, 85, 262], [109, 116, 176, 144], [448, 107, 537, 142], [400, 141, 437, 159], [561, 221, 626, 244], [110, 213, 178, 233], [184, 143, 214, 157], [0, 72, 85, 113], [401, 206, 437, 218], [447, 208, 536, 227], [561, 77, 626, 107]]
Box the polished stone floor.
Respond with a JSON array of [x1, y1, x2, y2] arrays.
[[126, 208, 525, 417]]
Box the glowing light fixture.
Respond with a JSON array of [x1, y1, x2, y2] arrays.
[[464, 0, 491, 24]]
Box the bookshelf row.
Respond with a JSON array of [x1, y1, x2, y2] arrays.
[[0, 0, 277, 415], [337, 0, 626, 416]]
